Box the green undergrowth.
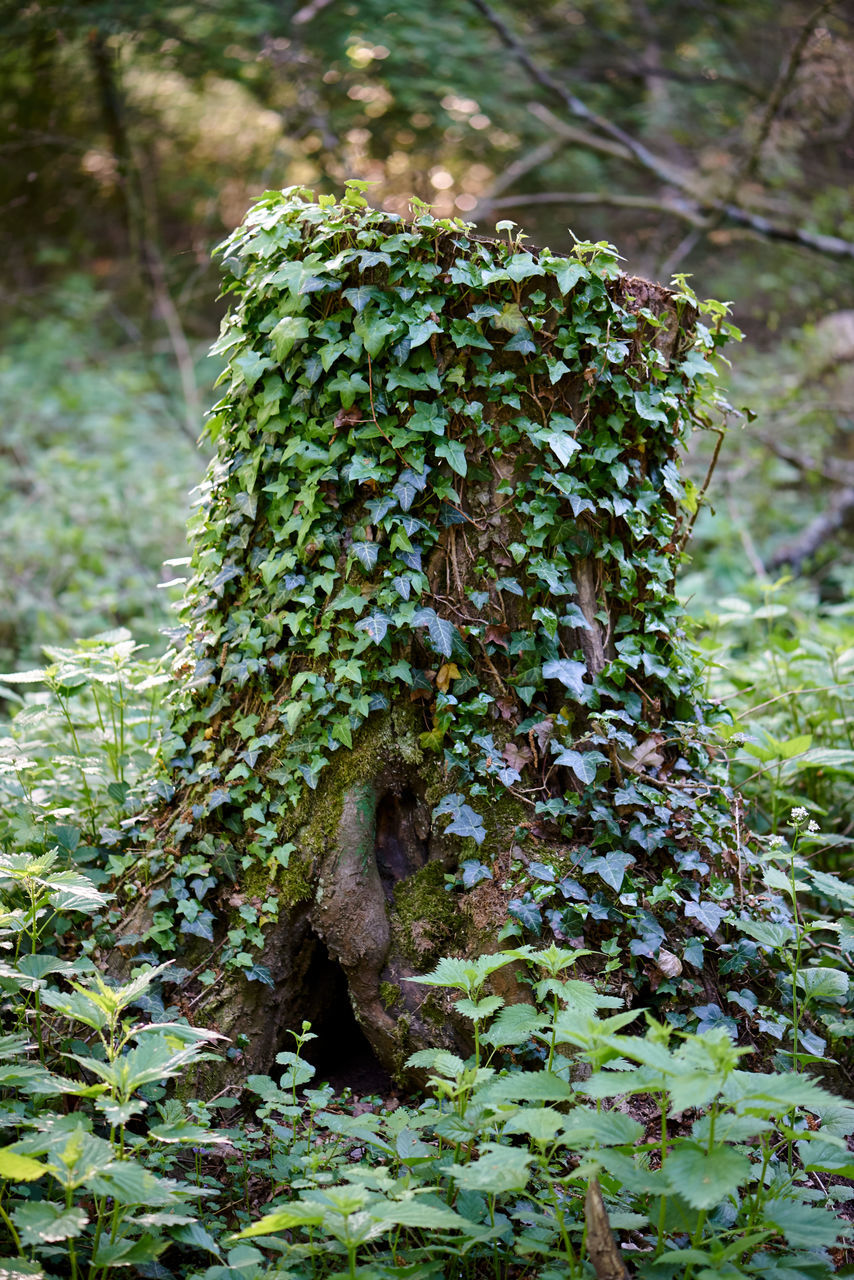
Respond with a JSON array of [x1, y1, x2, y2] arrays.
[[0, 631, 852, 1280], [0, 277, 206, 673], [0, 847, 852, 1280]]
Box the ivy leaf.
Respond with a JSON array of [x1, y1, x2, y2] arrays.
[[446, 804, 485, 844], [244, 964, 274, 987], [270, 315, 310, 361], [552, 260, 588, 294], [509, 896, 542, 934], [233, 349, 274, 386], [393, 468, 427, 511], [548, 431, 581, 468], [433, 793, 486, 844], [435, 439, 468, 476], [392, 574, 411, 601], [298, 273, 337, 295], [352, 541, 380, 571], [354, 613, 391, 644], [552, 747, 606, 784], [528, 861, 555, 883], [583, 851, 636, 893], [504, 252, 544, 282], [354, 309, 396, 357], [408, 317, 442, 348], [342, 285, 377, 312], [542, 659, 588, 700], [357, 249, 392, 269], [684, 899, 726, 935], [346, 456, 383, 484], [414, 608, 457, 658], [634, 389, 669, 423], [428, 615, 457, 658], [398, 548, 422, 572], [462, 860, 493, 888]]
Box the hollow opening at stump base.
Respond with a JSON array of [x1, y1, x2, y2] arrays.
[[295, 932, 393, 1098]]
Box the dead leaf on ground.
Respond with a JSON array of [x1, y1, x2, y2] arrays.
[[657, 948, 683, 979]]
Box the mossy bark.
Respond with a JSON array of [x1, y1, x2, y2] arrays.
[[166, 704, 525, 1087]]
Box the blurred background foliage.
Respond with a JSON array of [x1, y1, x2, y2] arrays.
[[3, 0, 854, 837]]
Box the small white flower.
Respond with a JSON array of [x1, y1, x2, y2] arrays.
[[768, 834, 785, 849], [807, 820, 820, 833], [790, 806, 808, 823]]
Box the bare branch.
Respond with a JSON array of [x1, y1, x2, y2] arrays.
[[479, 189, 706, 227], [292, 0, 336, 23], [485, 138, 566, 202], [742, 0, 838, 182], [467, 0, 688, 189], [467, 0, 854, 262], [753, 431, 854, 486], [768, 487, 854, 571], [526, 101, 637, 164]]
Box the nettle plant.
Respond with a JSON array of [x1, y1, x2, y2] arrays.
[[114, 184, 788, 1065], [230, 946, 854, 1280]]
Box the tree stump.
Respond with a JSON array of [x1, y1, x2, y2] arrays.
[[120, 187, 738, 1084]]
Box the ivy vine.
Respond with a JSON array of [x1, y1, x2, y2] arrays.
[[119, 183, 763, 1025]]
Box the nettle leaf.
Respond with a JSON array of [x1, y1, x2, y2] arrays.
[[0, 1147, 48, 1181], [450, 1144, 533, 1193], [14, 1203, 89, 1246], [664, 1143, 751, 1210], [797, 967, 849, 1004], [583, 851, 636, 893], [735, 918, 795, 949], [542, 659, 588, 700]]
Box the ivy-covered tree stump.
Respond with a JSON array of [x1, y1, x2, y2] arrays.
[[127, 187, 739, 1082]]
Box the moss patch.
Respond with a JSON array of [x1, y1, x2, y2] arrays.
[[392, 861, 463, 967], [379, 980, 401, 1012]]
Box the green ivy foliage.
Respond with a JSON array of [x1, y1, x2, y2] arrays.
[[150, 184, 755, 1006]]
